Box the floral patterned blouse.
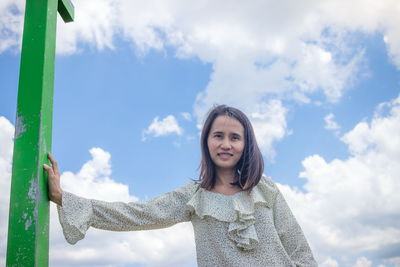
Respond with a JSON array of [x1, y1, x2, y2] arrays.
[[57, 176, 317, 266]]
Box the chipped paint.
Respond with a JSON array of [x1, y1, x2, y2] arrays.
[[33, 204, 38, 219], [27, 176, 40, 233], [27, 178, 37, 204], [24, 217, 32, 230], [15, 115, 26, 139], [23, 180, 37, 231]]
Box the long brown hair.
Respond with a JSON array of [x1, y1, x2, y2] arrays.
[[199, 105, 264, 192]]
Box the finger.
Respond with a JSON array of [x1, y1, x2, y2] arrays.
[[43, 164, 55, 176], [47, 153, 60, 176], [52, 160, 60, 176], [47, 152, 55, 164]]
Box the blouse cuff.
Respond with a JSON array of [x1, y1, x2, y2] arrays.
[[57, 191, 93, 245]]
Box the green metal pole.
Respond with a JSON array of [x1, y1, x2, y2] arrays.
[[6, 0, 73, 266]]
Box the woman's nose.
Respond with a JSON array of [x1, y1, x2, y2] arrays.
[[221, 138, 231, 149]]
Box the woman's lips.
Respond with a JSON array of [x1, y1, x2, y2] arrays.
[[217, 153, 233, 159]]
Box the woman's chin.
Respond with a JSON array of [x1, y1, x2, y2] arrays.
[[215, 163, 236, 171]]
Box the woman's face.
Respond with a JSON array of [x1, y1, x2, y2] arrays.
[[207, 115, 245, 173]]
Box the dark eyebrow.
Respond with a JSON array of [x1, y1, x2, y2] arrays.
[[211, 131, 242, 137]]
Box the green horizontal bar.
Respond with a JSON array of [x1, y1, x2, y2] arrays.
[[58, 0, 74, 22]]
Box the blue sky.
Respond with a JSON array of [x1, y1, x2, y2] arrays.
[[1, 0, 400, 266]]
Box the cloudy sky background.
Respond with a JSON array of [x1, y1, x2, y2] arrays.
[[1, 0, 400, 266]]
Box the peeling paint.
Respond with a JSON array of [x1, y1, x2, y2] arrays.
[[27, 178, 37, 204], [18, 213, 28, 224], [24, 217, 32, 230], [15, 115, 26, 139], [27, 177, 40, 234], [33, 204, 38, 219]]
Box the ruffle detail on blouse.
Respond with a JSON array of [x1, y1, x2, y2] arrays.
[[187, 176, 278, 250], [57, 191, 93, 245]]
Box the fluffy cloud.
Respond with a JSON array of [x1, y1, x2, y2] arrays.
[[58, 148, 136, 202], [250, 99, 288, 159], [342, 96, 400, 157], [142, 115, 183, 141], [181, 112, 192, 121], [324, 113, 341, 133], [319, 0, 400, 68], [50, 147, 196, 267], [55, 0, 117, 54], [320, 257, 340, 267], [279, 95, 400, 265], [385, 257, 400, 267], [0, 0, 24, 53], [0, 117, 196, 267], [352, 257, 373, 267], [2, 1, 399, 106]]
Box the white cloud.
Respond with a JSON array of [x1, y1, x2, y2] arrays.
[[318, 0, 400, 68], [0, 0, 24, 53], [50, 147, 196, 267], [320, 257, 339, 267], [290, 45, 363, 103], [324, 113, 341, 132], [3, 0, 399, 109], [181, 112, 192, 121], [142, 115, 183, 141], [56, 0, 117, 54], [250, 99, 288, 159], [278, 95, 400, 265], [352, 257, 373, 267], [59, 148, 134, 202], [342, 96, 400, 157], [385, 257, 400, 267]]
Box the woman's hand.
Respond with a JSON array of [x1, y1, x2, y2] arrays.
[[43, 153, 63, 206]]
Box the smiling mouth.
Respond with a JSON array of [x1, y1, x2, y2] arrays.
[[217, 153, 233, 157]]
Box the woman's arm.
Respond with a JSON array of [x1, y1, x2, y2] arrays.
[[43, 153, 198, 245], [273, 190, 318, 267], [58, 184, 196, 244]]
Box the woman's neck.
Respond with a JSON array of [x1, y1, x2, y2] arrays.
[[215, 168, 238, 187]]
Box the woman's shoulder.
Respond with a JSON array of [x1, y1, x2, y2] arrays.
[[257, 175, 279, 191], [250, 175, 280, 208], [172, 179, 200, 198]]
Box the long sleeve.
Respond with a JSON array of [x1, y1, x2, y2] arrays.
[[57, 181, 198, 245], [273, 189, 318, 267]]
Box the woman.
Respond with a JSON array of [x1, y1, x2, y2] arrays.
[[44, 105, 317, 266]]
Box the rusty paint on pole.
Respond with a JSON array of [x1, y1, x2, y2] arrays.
[[6, 0, 74, 266]]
